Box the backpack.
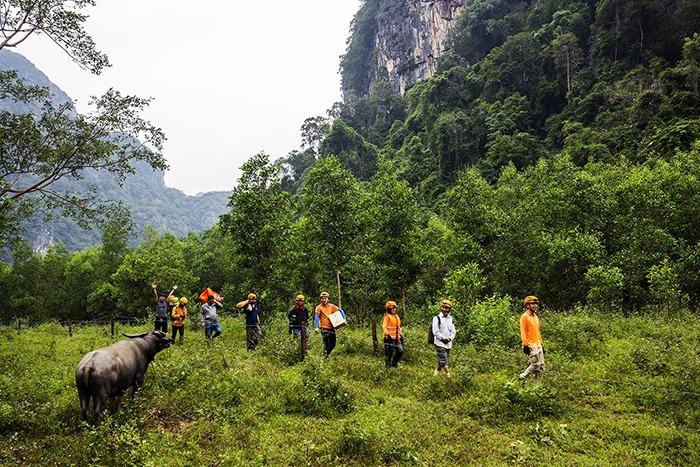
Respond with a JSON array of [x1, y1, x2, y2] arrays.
[[427, 315, 441, 344]]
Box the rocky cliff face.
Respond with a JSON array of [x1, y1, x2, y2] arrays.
[[376, 0, 465, 95]]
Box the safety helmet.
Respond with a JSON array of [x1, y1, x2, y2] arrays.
[[385, 300, 397, 310], [441, 299, 453, 309], [523, 295, 539, 305], [247, 293, 257, 300], [179, 297, 188, 305], [296, 294, 305, 301], [320, 291, 330, 298]]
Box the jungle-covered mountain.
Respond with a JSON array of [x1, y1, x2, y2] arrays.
[[281, 0, 700, 196], [0, 50, 230, 252]]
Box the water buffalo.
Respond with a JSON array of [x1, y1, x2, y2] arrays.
[[75, 330, 171, 424]]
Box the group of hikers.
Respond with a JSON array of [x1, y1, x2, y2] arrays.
[[150, 284, 545, 379]]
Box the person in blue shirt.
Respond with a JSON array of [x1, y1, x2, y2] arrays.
[[237, 293, 261, 350]]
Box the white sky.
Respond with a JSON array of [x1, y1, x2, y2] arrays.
[[17, 1, 361, 195]]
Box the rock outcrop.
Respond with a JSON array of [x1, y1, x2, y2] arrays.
[[376, 0, 465, 95]]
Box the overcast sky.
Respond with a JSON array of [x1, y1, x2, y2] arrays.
[[17, 1, 361, 195]]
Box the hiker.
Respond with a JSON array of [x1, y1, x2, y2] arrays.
[[382, 300, 403, 368], [200, 294, 223, 340], [432, 299, 456, 377], [237, 293, 261, 351], [519, 295, 544, 380], [288, 294, 310, 339], [313, 291, 345, 358], [151, 283, 177, 333], [171, 297, 188, 343]]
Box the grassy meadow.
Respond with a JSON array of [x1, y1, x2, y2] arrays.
[[1, 310, 699, 466]]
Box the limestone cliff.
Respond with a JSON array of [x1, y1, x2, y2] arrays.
[[342, 0, 465, 97]]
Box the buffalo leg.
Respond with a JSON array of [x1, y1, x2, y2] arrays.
[[94, 389, 108, 425], [77, 386, 91, 421]]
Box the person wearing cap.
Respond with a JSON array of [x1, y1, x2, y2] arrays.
[[288, 294, 310, 339], [313, 292, 344, 358], [151, 283, 177, 333], [200, 294, 223, 340], [519, 295, 544, 379], [433, 299, 457, 377], [382, 300, 403, 368], [171, 297, 188, 343], [237, 293, 261, 351]]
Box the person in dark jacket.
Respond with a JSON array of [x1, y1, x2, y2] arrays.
[[151, 283, 176, 333], [237, 293, 261, 350], [288, 294, 310, 338]]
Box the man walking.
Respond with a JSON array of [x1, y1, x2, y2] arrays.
[[382, 300, 403, 368], [200, 294, 223, 340], [288, 294, 310, 339], [519, 295, 544, 380], [433, 299, 456, 377], [314, 292, 344, 358], [237, 293, 261, 351]]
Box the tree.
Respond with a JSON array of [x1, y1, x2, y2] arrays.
[[219, 152, 295, 307], [0, 0, 166, 245], [551, 32, 584, 93], [364, 158, 420, 310], [0, 0, 109, 74], [299, 156, 364, 303]]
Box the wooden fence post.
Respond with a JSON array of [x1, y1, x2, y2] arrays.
[[371, 319, 378, 355], [68, 320, 72, 337], [301, 322, 307, 361], [110, 316, 115, 338], [16, 318, 21, 333]]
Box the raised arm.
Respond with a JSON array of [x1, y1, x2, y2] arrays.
[[151, 283, 158, 302], [166, 285, 178, 302]]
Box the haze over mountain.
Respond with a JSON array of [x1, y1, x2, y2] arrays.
[[0, 50, 231, 252]]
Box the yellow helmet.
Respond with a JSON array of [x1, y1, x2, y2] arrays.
[[320, 291, 330, 298], [179, 297, 188, 305], [247, 293, 257, 300], [385, 300, 397, 310], [523, 295, 539, 305], [441, 299, 453, 309], [295, 294, 305, 301]]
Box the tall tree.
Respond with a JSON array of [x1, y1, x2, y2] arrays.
[[0, 0, 166, 245]]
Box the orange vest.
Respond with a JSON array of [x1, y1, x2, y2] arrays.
[[315, 303, 339, 330], [382, 313, 402, 339], [520, 311, 542, 347]]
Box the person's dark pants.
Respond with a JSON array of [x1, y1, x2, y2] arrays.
[[155, 317, 168, 333], [171, 325, 184, 342], [321, 329, 336, 358], [246, 325, 261, 351], [384, 336, 404, 367]]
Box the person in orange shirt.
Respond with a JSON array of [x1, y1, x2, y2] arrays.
[[171, 297, 188, 343], [382, 300, 403, 368], [313, 291, 343, 358], [519, 295, 544, 379]]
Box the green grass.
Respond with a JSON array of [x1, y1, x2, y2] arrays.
[[1, 311, 699, 466]]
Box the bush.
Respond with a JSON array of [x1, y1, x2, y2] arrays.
[[465, 295, 516, 346], [585, 265, 624, 311], [442, 263, 485, 308]]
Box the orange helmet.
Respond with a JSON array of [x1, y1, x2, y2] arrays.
[[385, 300, 397, 310], [523, 295, 539, 305]]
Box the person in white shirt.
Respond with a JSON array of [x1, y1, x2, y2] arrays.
[[433, 299, 456, 377]]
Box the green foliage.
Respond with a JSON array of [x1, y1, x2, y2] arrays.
[[464, 295, 516, 346], [2, 314, 700, 464], [585, 265, 625, 311], [442, 263, 485, 308]]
